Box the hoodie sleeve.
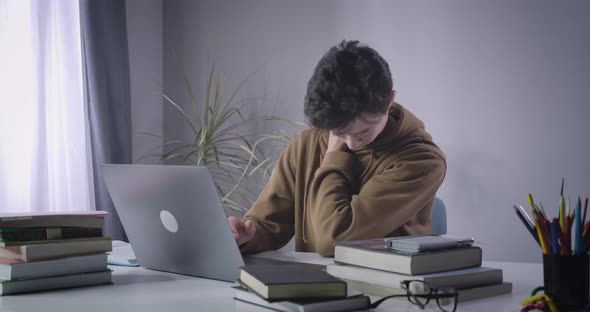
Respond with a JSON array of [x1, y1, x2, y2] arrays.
[[239, 135, 299, 254], [308, 146, 446, 257]]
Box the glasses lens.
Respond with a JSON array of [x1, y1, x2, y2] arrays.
[[406, 281, 431, 306], [407, 281, 431, 294], [435, 288, 458, 312]]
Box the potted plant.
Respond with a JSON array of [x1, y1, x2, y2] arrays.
[[139, 65, 302, 215]]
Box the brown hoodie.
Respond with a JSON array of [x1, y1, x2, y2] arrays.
[[241, 102, 447, 257]]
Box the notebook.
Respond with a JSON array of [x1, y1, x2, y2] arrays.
[[387, 235, 474, 253]]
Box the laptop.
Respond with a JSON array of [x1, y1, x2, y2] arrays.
[[101, 164, 253, 282]]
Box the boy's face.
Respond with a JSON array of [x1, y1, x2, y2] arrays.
[[332, 109, 390, 151]]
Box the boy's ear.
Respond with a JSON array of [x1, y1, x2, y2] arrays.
[[388, 90, 396, 109]]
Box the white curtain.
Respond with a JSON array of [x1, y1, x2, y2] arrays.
[[0, 0, 94, 213]]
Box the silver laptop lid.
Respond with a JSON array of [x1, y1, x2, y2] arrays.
[[101, 164, 244, 282]]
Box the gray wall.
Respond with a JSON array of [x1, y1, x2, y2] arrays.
[[126, 0, 163, 164], [129, 0, 590, 263]]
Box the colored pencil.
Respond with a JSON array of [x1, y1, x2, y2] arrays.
[[583, 197, 588, 232], [550, 220, 559, 255], [575, 197, 584, 255], [533, 210, 548, 254], [560, 177, 564, 196]]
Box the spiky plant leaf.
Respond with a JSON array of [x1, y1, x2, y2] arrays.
[[138, 66, 301, 214]]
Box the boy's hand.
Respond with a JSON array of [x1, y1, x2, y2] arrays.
[[327, 132, 347, 152], [228, 216, 256, 246]]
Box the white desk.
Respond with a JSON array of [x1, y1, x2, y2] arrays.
[[0, 245, 541, 312]]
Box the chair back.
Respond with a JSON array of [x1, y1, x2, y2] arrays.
[[432, 197, 447, 235]]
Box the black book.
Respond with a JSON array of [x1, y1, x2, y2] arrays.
[[239, 264, 347, 301]]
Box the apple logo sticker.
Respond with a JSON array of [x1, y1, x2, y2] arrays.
[[160, 210, 178, 233]]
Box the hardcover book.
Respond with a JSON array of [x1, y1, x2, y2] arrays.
[[239, 264, 347, 301], [0, 227, 103, 242], [233, 286, 371, 312], [343, 278, 513, 303], [0, 237, 113, 261], [0, 211, 108, 229], [0, 236, 111, 247], [335, 238, 482, 275], [0, 253, 108, 280], [326, 263, 503, 290], [0, 270, 112, 296]]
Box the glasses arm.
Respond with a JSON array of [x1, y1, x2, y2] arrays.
[[370, 293, 458, 310], [369, 294, 409, 309]]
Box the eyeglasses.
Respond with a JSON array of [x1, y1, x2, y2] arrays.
[[369, 280, 458, 312]]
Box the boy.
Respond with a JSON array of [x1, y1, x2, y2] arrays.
[[229, 40, 446, 257]]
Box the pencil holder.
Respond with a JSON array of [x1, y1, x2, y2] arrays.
[[543, 254, 589, 310]]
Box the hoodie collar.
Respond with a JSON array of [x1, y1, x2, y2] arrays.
[[317, 101, 425, 153]]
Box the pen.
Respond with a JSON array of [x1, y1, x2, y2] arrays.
[[513, 205, 541, 247]]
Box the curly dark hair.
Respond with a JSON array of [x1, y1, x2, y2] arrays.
[[304, 40, 393, 130]]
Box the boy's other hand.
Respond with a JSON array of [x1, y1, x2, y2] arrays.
[[327, 131, 347, 152], [228, 216, 256, 246]]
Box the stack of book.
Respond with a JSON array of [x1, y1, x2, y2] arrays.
[[233, 263, 372, 312], [0, 211, 113, 295], [327, 236, 512, 303]]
